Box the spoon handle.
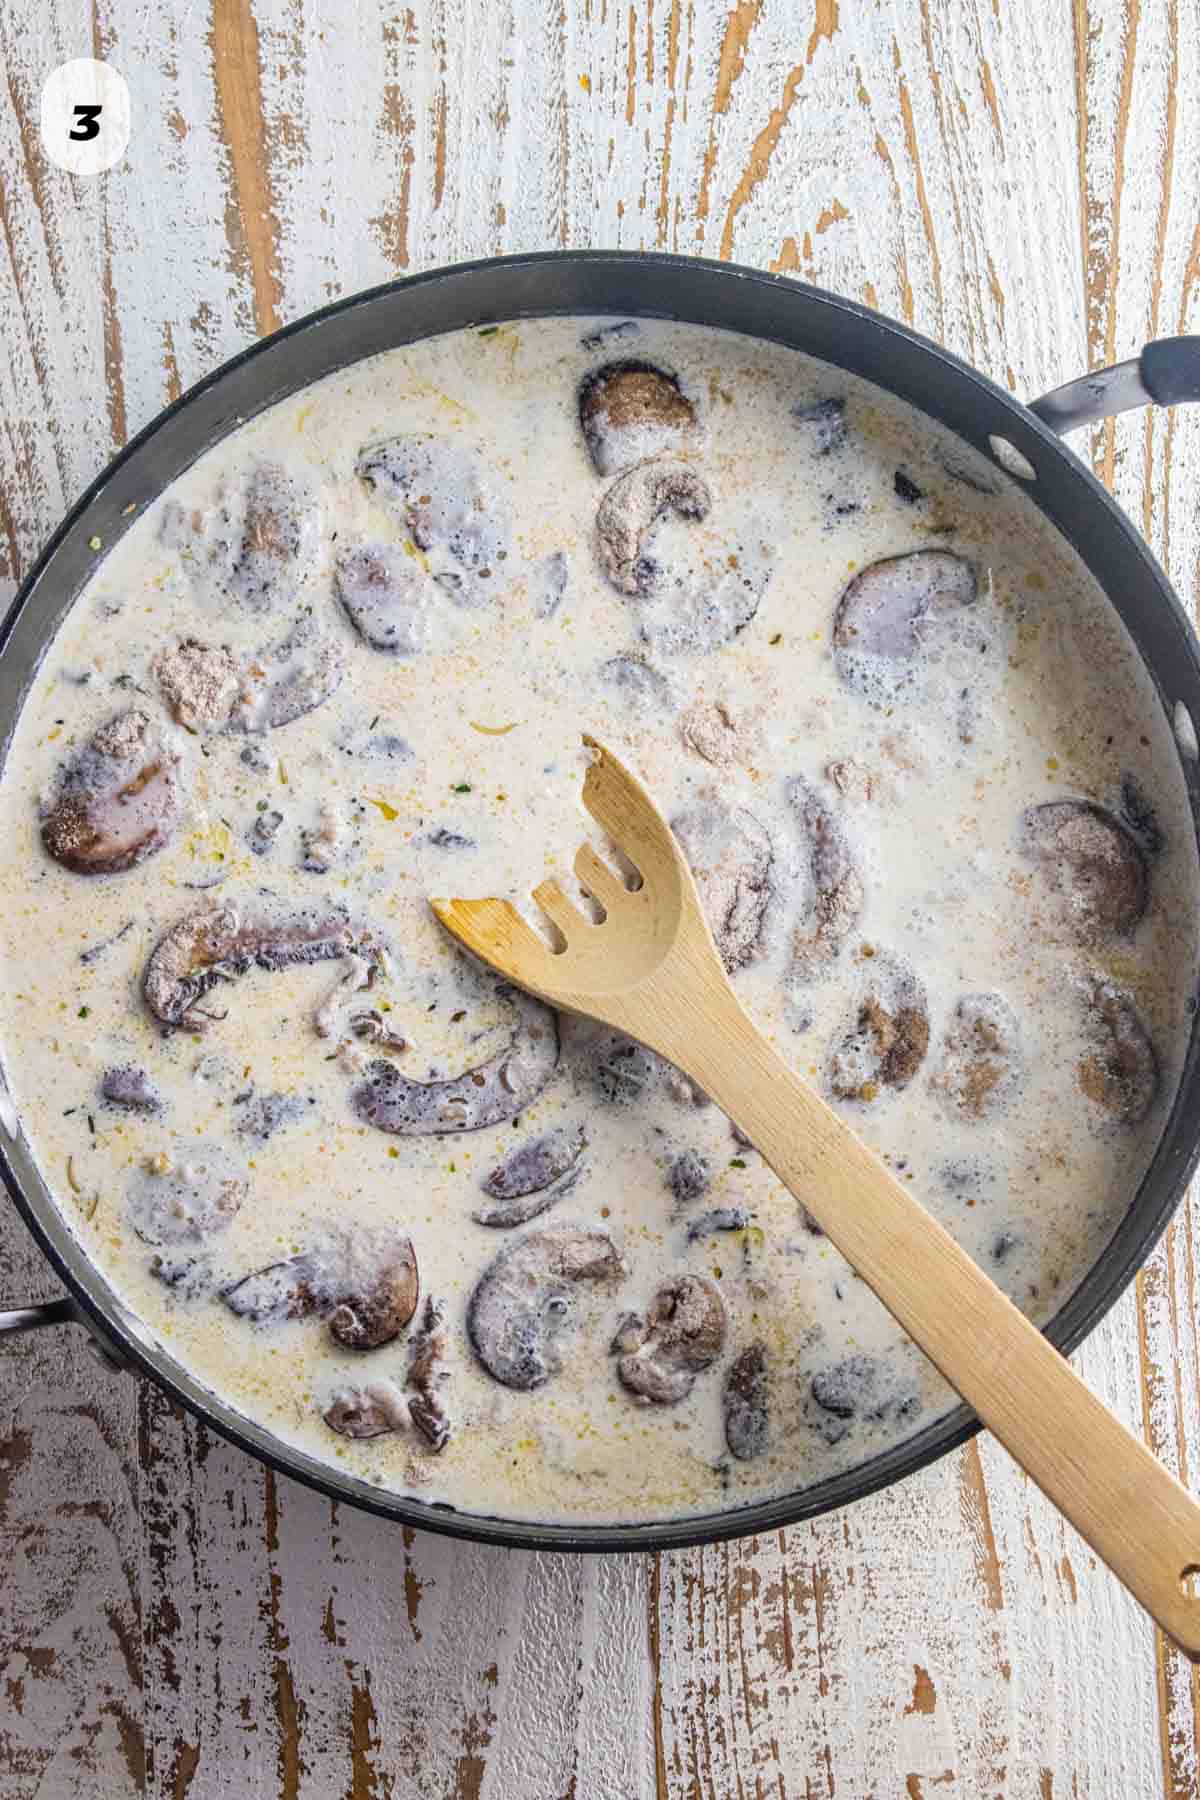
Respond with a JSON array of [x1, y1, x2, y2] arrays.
[[670, 988, 1200, 1657]]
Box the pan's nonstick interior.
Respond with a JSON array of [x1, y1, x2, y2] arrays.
[[2, 257, 1194, 1548]]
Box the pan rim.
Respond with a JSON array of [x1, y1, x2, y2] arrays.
[[3, 248, 1198, 1553]]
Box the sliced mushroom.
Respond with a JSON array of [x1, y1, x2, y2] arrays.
[[786, 776, 864, 983], [323, 1380, 409, 1440], [351, 984, 559, 1136], [247, 808, 284, 856], [228, 613, 346, 733], [832, 550, 979, 702], [223, 1254, 315, 1322], [474, 1124, 587, 1227], [143, 900, 387, 1030], [578, 1026, 669, 1106], [1078, 980, 1159, 1126], [791, 396, 847, 457], [829, 954, 930, 1103], [299, 800, 350, 873], [933, 992, 1023, 1121], [598, 653, 674, 714], [127, 1142, 248, 1246], [531, 550, 568, 619], [100, 1064, 164, 1114], [467, 1224, 624, 1390], [356, 435, 510, 606], [578, 360, 695, 476], [596, 458, 772, 654], [41, 708, 186, 876], [673, 797, 775, 973], [596, 458, 710, 598], [1020, 800, 1148, 939], [724, 1343, 770, 1460], [327, 1231, 419, 1350], [334, 542, 437, 654], [680, 696, 761, 769], [1119, 773, 1164, 856], [163, 462, 321, 614], [667, 1148, 710, 1207], [154, 640, 240, 731], [686, 1207, 748, 1242], [149, 1251, 213, 1299], [224, 1223, 419, 1351], [348, 1009, 408, 1055], [805, 1352, 920, 1446], [614, 1274, 726, 1405], [312, 953, 374, 1040], [232, 1089, 309, 1143], [407, 1296, 451, 1450]]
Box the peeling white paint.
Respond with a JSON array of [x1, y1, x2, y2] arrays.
[[1, 1, 1198, 1794]]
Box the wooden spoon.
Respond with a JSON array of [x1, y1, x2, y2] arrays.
[[433, 735, 1200, 1655]]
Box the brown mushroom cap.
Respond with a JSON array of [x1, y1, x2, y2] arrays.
[[933, 992, 1024, 1121], [724, 1343, 770, 1460], [1020, 800, 1149, 939], [223, 1223, 420, 1351], [829, 954, 930, 1103], [1078, 980, 1158, 1126], [595, 458, 711, 598], [42, 708, 186, 876], [323, 1381, 409, 1439], [230, 464, 322, 611], [579, 360, 696, 476], [328, 1234, 419, 1351], [615, 1274, 727, 1405]]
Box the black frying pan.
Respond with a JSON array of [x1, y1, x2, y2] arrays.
[[3, 251, 1199, 1552]]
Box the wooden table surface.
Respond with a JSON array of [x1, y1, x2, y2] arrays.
[[2, 1, 1200, 1793]]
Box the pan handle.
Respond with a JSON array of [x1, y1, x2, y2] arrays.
[[0, 1296, 128, 1369], [0, 1297, 78, 1334], [1031, 336, 1200, 433]]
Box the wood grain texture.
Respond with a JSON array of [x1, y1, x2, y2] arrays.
[[1, 0, 1199, 1793]]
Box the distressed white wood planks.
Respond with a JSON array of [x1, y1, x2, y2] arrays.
[[1, 1, 1198, 1793]]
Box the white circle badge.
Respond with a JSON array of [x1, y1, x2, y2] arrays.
[[40, 59, 130, 175]]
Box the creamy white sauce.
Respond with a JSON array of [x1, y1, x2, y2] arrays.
[[0, 316, 1195, 1525]]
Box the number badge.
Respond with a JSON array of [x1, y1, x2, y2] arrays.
[[40, 59, 130, 175]]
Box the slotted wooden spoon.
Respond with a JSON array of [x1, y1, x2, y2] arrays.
[[432, 735, 1200, 1654]]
